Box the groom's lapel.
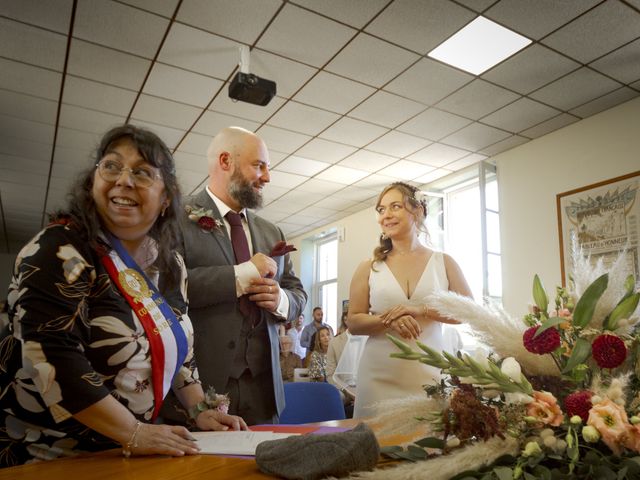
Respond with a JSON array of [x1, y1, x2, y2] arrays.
[[194, 189, 235, 264], [246, 210, 268, 255]]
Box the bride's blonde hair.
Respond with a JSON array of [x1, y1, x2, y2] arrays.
[[371, 182, 428, 268]]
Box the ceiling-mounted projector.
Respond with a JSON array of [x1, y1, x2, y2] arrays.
[[228, 45, 276, 106]]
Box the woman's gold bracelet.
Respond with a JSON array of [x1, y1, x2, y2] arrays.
[[122, 421, 143, 458], [423, 304, 429, 317]]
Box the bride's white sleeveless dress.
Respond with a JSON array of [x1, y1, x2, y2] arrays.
[[353, 251, 449, 418]]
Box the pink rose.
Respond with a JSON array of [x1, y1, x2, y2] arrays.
[[587, 399, 630, 455], [526, 391, 564, 427]]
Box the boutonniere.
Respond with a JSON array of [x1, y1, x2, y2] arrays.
[[270, 240, 297, 257], [185, 205, 223, 232]]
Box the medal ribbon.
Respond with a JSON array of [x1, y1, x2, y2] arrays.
[[100, 234, 188, 420]]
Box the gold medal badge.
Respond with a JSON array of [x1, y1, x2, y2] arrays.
[[118, 268, 151, 303]]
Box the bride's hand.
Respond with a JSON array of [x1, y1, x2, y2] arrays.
[[388, 315, 421, 339], [381, 305, 422, 327]]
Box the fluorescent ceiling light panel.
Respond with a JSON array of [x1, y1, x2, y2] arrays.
[[428, 16, 531, 75]]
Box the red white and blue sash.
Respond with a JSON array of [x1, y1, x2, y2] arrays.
[[100, 234, 188, 420]]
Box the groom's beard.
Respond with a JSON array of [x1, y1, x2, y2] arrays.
[[229, 169, 264, 209]]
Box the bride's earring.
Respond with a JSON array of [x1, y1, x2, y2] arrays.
[[381, 233, 388, 240]]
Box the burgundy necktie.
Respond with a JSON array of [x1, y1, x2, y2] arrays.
[[226, 211, 260, 324]]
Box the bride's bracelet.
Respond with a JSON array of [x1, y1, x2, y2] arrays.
[[122, 421, 143, 458], [422, 304, 429, 317]]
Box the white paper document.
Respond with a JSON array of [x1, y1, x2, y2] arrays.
[[191, 431, 299, 456]]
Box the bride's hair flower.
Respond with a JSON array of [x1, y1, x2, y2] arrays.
[[564, 390, 593, 423], [523, 325, 561, 354], [591, 334, 627, 369]]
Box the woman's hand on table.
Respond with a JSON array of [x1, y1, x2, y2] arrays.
[[130, 423, 201, 456], [195, 410, 248, 431]]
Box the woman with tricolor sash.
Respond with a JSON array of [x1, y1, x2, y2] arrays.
[[0, 125, 247, 468]]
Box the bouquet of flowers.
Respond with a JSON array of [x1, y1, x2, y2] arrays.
[[358, 249, 640, 480]]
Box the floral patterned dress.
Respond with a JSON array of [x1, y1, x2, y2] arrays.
[[0, 224, 199, 467]]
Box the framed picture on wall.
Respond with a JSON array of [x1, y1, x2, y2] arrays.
[[556, 170, 640, 287]]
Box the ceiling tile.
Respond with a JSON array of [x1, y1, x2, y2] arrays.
[[519, 113, 580, 139], [285, 212, 329, 226], [267, 197, 307, 214], [479, 135, 529, 156], [268, 151, 287, 168], [59, 104, 126, 134], [0, 18, 66, 71], [295, 178, 344, 194], [407, 143, 469, 167], [209, 87, 286, 122], [300, 205, 340, 218], [385, 58, 473, 106], [397, 108, 472, 141], [314, 195, 359, 210], [274, 156, 331, 176], [354, 173, 400, 190], [444, 152, 488, 170], [0, 134, 52, 161], [294, 71, 376, 114], [68, 39, 151, 90], [349, 91, 426, 128], [332, 186, 378, 202], [175, 131, 212, 155], [377, 159, 434, 181], [294, 138, 357, 164], [0, 0, 73, 33], [0, 58, 61, 100], [269, 101, 340, 136], [454, 0, 496, 12], [256, 125, 311, 154], [319, 117, 388, 147], [261, 185, 290, 204], [569, 87, 639, 118], [158, 23, 238, 79], [0, 90, 57, 125], [590, 38, 640, 85], [177, 0, 283, 45], [267, 170, 309, 189], [276, 190, 326, 208], [441, 122, 511, 151], [55, 128, 102, 152], [74, 0, 169, 58], [631, 80, 640, 91], [63, 76, 137, 116], [338, 150, 398, 173], [315, 164, 369, 184], [251, 49, 318, 98], [131, 94, 201, 130], [530, 67, 622, 111], [485, 0, 601, 40], [0, 114, 54, 144], [143, 63, 222, 107], [366, 131, 431, 158], [325, 33, 419, 88], [173, 150, 208, 175], [436, 79, 520, 120], [365, 0, 476, 54], [192, 111, 260, 137], [118, 0, 179, 17], [0, 153, 50, 175], [291, 0, 388, 28], [414, 168, 453, 185], [482, 44, 580, 94], [481, 97, 560, 133], [542, 1, 640, 64], [256, 3, 356, 67]]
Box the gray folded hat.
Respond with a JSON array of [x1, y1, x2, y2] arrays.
[[255, 423, 380, 480]]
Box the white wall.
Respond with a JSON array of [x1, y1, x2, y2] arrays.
[[0, 253, 16, 299], [497, 96, 640, 316], [290, 97, 640, 322]]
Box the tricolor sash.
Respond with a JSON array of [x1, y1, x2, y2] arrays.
[[100, 234, 188, 420]]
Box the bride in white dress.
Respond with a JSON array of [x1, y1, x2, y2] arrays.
[[348, 182, 473, 418]]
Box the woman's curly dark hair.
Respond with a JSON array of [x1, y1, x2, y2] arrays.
[[56, 124, 182, 290], [371, 181, 428, 267]]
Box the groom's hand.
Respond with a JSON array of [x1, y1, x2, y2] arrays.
[[250, 253, 277, 278], [247, 277, 280, 312]]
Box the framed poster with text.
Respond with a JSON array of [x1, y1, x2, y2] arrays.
[[557, 171, 640, 287]]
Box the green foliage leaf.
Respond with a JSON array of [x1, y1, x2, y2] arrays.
[[492, 466, 513, 480], [592, 465, 616, 480], [534, 316, 565, 338], [562, 337, 592, 374], [414, 436, 445, 449], [572, 273, 608, 328], [604, 293, 640, 330], [533, 274, 549, 313], [407, 445, 428, 460], [380, 445, 403, 454]]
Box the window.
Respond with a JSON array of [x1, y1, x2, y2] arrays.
[[312, 233, 338, 332]]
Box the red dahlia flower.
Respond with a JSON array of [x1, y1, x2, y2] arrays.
[[592, 334, 627, 369], [197, 216, 217, 231], [564, 390, 593, 423], [523, 326, 561, 355]]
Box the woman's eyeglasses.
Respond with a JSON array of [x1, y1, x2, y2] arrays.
[[95, 159, 161, 188]]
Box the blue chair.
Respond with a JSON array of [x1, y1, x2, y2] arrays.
[[279, 382, 346, 424]]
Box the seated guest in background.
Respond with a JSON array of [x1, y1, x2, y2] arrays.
[[326, 315, 351, 386], [300, 307, 334, 349], [336, 312, 348, 336], [288, 313, 306, 359], [308, 326, 332, 382], [0, 125, 246, 468], [278, 336, 302, 382]]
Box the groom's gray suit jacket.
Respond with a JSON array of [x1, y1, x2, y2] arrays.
[[180, 189, 307, 416]]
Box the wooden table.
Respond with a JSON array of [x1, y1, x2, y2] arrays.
[[0, 419, 396, 480]]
